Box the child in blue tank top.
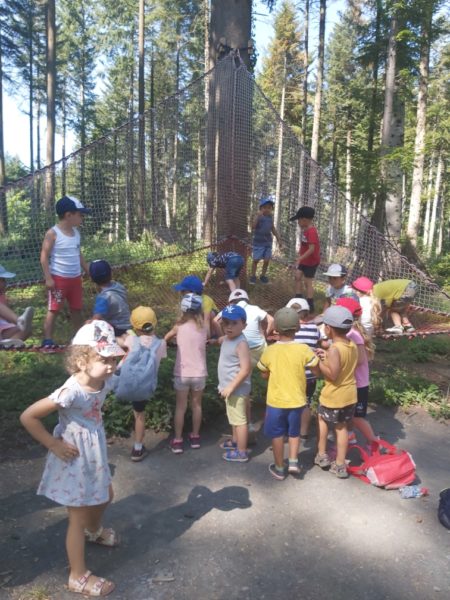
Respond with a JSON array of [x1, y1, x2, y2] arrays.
[[250, 196, 281, 284]]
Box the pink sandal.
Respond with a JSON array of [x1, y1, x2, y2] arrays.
[[84, 526, 119, 547], [68, 570, 115, 596]]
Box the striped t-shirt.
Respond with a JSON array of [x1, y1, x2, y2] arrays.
[[294, 322, 320, 380]]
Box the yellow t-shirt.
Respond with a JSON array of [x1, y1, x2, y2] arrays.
[[202, 294, 218, 314], [257, 342, 319, 409], [373, 279, 411, 308], [320, 340, 357, 409]]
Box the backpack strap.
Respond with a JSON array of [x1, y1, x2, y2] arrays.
[[372, 438, 397, 455], [347, 444, 371, 483]]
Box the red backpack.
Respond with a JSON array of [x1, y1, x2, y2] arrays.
[[348, 439, 416, 490]]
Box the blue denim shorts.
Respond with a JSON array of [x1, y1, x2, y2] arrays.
[[252, 245, 272, 261], [264, 405, 303, 438], [225, 255, 244, 280]]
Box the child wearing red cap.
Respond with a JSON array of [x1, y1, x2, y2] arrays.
[[336, 298, 378, 447], [351, 276, 381, 337]]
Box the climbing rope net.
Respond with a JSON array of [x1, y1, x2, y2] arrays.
[[1, 54, 449, 341]]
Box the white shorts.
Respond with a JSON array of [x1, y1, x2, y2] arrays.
[[174, 376, 206, 392]]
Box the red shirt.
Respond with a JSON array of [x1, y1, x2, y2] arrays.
[[299, 225, 320, 266]]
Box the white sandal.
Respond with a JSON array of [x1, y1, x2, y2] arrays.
[[68, 570, 115, 596], [84, 526, 119, 547]]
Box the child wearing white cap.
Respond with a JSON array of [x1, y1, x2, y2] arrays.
[[20, 320, 124, 597], [323, 263, 358, 309]]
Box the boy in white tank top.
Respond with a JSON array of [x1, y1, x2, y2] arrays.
[[40, 196, 90, 347]]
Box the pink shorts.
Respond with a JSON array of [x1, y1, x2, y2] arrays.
[[47, 274, 83, 312], [0, 319, 16, 339]]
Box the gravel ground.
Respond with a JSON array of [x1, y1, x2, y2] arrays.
[[1, 404, 450, 600]]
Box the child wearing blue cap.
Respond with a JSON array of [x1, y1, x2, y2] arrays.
[[40, 196, 91, 347], [217, 304, 251, 462], [250, 195, 281, 284], [172, 274, 219, 338], [204, 252, 245, 292]]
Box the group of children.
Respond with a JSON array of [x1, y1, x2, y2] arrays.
[[12, 193, 420, 597]]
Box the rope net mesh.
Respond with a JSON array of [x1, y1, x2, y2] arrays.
[[1, 54, 449, 341]]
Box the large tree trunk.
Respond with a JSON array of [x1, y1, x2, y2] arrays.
[[427, 151, 443, 256], [138, 0, 146, 227], [373, 13, 403, 241], [423, 152, 434, 247], [0, 39, 7, 235], [274, 54, 286, 234], [301, 0, 309, 146], [310, 0, 326, 162], [44, 0, 56, 208], [406, 4, 432, 246], [345, 124, 352, 245]]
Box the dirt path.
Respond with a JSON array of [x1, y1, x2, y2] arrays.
[[1, 403, 450, 600]]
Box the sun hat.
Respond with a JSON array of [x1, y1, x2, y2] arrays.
[[259, 195, 275, 207], [274, 307, 300, 332], [336, 297, 362, 318], [289, 206, 315, 221], [286, 298, 310, 313], [323, 263, 348, 277], [89, 259, 112, 283], [351, 276, 374, 293], [56, 195, 91, 216], [71, 320, 125, 357], [172, 275, 203, 294], [221, 304, 247, 321], [322, 306, 354, 330], [0, 264, 16, 279], [228, 289, 249, 302], [130, 306, 158, 331], [181, 293, 203, 313]]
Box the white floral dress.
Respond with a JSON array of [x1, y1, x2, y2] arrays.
[[37, 375, 112, 507]]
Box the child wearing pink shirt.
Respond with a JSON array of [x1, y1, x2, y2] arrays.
[[165, 293, 208, 454]]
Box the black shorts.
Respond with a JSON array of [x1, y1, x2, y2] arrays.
[[318, 403, 356, 424], [354, 386, 369, 417], [297, 264, 319, 278], [132, 400, 148, 413]]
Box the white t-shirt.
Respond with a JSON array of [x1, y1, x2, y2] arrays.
[[360, 295, 374, 336], [219, 300, 267, 349]]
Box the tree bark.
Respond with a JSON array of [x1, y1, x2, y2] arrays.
[[427, 151, 443, 256], [423, 152, 434, 247], [138, 0, 146, 226], [44, 0, 56, 208], [0, 38, 7, 234], [406, 3, 432, 245], [274, 54, 286, 233], [310, 0, 326, 162], [345, 124, 352, 245]]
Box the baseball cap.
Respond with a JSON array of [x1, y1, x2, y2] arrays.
[[323, 263, 348, 277], [274, 307, 299, 332], [89, 259, 112, 283], [56, 195, 91, 216], [259, 195, 275, 207], [289, 206, 315, 221], [286, 297, 310, 313], [352, 276, 374, 293], [228, 289, 249, 302], [172, 275, 203, 294], [130, 306, 158, 332], [207, 251, 218, 265], [71, 320, 125, 357], [336, 297, 362, 318], [323, 306, 353, 330], [181, 293, 202, 313], [0, 264, 16, 279], [221, 304, 247, 321]]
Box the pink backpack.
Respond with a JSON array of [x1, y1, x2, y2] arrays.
[[348, 439, 416, 490]]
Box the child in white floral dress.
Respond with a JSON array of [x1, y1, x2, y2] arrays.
[[20, 320, 124, 597]]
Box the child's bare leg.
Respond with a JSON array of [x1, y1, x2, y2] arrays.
[[1, 325, 24, 340], [317, 414, 329, 455], [388, 310, 402, 327], [261, 259, 270, 277], [71, 309, 83, 333], [233, 424, 248, 453], [133, 410, 146, 444], [174, 389, 189, 439], [353, 416, 377, 444], [300, 406, 311, 438], [0, 304, 18, 324], [294, 269, 305, 296], [335, 422, 348, 465], [271, 436, 285, 469], [190, 389, 203, 436], [288, 436, 300, 461], [226, 278, 237, 292], [83, 487, 113, 534], [304, 277, 314, 299], [400, 304, 413, 327], [251, 259, 259, 277], [43, 310, 58, 339], [66, 506, 89, 579]]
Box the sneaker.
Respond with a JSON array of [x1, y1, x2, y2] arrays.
[[330, 461, 349, 479], [385, 325, 403, 335], [288, 461, 301, 476], [0, 338, 25, 349], [17, 307, 34, 337], [42, 338, 57, 347], [259, 275, 269, 284], [249, 276, 257, 284], [219, 439, 237, 450], [348, 432, 357, 445], [403, 325, 416, 333], [222, 449, 249, 462], [268, 463, 287, 480], [131, 445, 147, 462], [314, 453, 331, 469], [188, 434, 201, 449], [169, 439, 184, 454]]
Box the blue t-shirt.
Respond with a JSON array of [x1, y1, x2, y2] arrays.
[[253, 215, 273, 247]]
